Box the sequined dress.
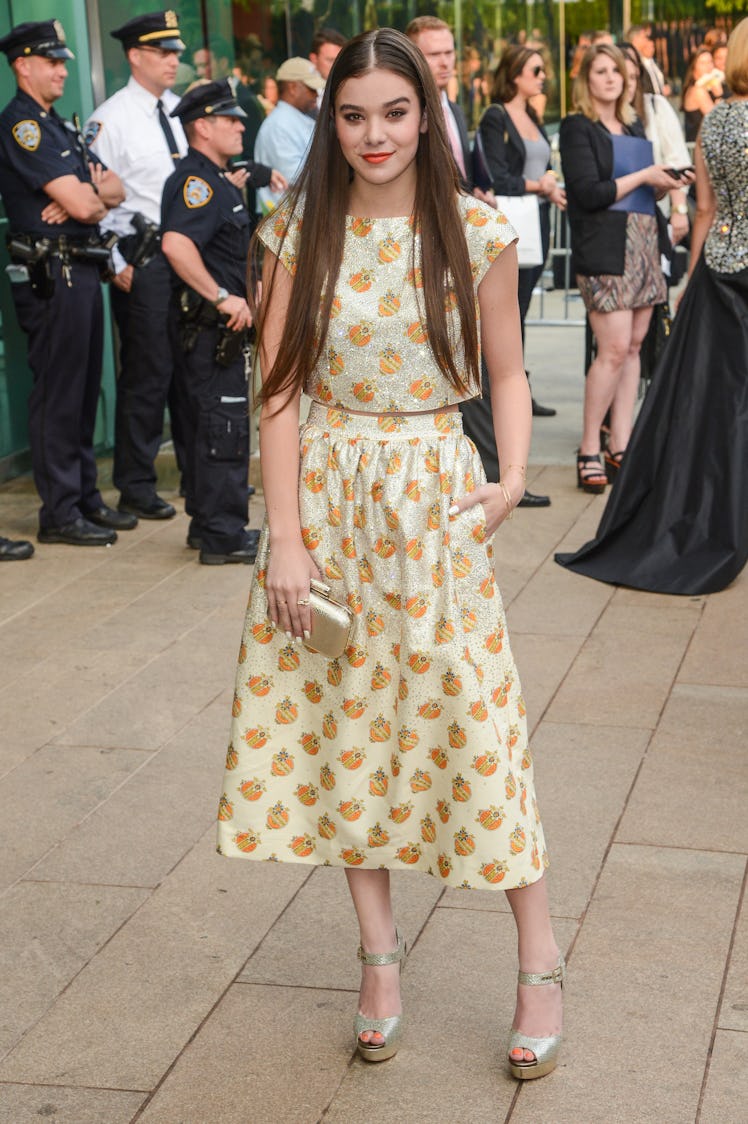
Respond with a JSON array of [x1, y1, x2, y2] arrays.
[[556, 100, 748, 594], [216, 195, 550, 890]]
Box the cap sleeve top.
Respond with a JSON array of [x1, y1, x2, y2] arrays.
[[257, 194, 517, 411]]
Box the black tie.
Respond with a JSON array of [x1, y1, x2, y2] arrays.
[[157, 99, 180, 165]]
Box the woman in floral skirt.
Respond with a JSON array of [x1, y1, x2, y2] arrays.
[[217, 28, 564, 1080]]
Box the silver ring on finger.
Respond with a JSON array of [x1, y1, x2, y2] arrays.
[[297, 598, 310, 606]]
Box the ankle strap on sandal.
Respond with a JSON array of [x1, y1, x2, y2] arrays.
[[357, 929, 406, 967], [517, 958, 565, 987]]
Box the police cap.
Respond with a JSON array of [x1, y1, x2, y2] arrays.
[[170, 79, 247, 124], [111, 10, 185, 54], [0, 20, 74, 63]]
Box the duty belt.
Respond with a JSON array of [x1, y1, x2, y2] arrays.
[[7, 232, 118, 294]]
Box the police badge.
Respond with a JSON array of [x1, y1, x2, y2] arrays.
[[12, 120, 41, 151], [184, 176, 213, 208]]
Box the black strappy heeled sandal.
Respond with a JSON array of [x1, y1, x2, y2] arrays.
[[576, 453, 608, 494]]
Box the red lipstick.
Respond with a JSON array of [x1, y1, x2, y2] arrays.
[[363, 152, 393, 164]]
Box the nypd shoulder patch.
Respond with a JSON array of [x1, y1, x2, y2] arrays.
[[12, 120, 41, 152], [184, 176, 213, 209], [83, 120, 103, 146]]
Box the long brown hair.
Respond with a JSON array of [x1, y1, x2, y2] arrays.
[[254, 28, 478, 407], [681, 47, 715, 108], [619, 41, 646, 121], [573, 43, 636, 125], [491, 44, 543, 110]]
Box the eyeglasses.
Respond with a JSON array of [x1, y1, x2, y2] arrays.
[[532, 65, 546, 76]]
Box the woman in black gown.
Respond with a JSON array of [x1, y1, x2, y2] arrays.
[[556, 19, 748, 596]]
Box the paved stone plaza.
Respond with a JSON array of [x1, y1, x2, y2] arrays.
[[0, 317, 746, 1123]]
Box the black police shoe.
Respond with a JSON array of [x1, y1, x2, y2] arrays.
[[118, 494, 176, 520], [531, 397, 557, 418], [199, 529, 261, 566], [85, 505, 138, 530], [187, 533, 202, 550], [0, 535, 34, 561], [518, 490, 551, 508], [37, 517, 117, 546]]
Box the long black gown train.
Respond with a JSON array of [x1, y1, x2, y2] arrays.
[[555, 257, 748, 595]]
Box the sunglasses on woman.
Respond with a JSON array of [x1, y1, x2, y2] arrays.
[[532, 65, 546, 76]]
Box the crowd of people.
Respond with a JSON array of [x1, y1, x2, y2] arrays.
[[0, 11, 745, 598]]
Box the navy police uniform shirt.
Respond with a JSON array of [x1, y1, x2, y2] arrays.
[[0, 88, 104, 237], [161, 147, 249, 296]]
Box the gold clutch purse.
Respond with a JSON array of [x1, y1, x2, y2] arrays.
[[304, 579, 353, 659]]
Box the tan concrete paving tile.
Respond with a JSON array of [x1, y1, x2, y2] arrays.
[[323, 907, 577, 1124], [594, 596, 703, 639], [0, 746, 150, 891], [0, 650, 152, 773], [492, 564, 533, 608], [0, 1085, 145, 1123], [509, 843, 745, 1124], [29, 698, 229, 887], [440, 722, 649, 921], [137, 983, 352, 1124], [508, 633, 584, 730], [0, 579, 155, 660], [678, 580, 748, 688], [719, 879, 748, 1034], [0, 882, 148, 1056], [50, 619, 238, 750], [0, 830, 310, 1089], [698, 1029, 748, 1124], [617, 684, 748, 853], [507, 558, 613, 638], [239, 865, 442, 990], [544, 627, 688, 729], [552, 492, 610, 554]]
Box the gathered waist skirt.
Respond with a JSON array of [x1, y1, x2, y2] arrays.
[[216, 404, 548, 890]]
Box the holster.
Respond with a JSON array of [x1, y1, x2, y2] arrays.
[[119, 213, 160, 269], [215, 325, 249, 368], [7, 235, 54, 299]]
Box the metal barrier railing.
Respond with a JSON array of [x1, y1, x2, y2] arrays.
[[525, 207, 586, 328]]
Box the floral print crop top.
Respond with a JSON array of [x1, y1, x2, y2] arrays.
[[257, 194, 517, 412]]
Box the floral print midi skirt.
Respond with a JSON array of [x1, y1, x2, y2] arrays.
[[216, 404, 549, 891]]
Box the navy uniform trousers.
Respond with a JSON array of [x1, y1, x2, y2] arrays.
[[168, 307, 249, 554], [11, 258, 105, 528], [109, 251, 184, 501], [460, 201, 552, 482]]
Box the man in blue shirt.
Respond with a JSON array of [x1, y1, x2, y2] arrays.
[[254, 57, 324, 213]]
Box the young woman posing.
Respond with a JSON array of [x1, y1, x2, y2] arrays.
[[217, 28, 564, 1081], [560, 44, 675, 490]]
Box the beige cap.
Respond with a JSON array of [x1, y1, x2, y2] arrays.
[[276, 56, 326, 90]]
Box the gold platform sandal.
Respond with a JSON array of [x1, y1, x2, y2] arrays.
[[354, 930, 407, 1063], [507, 955, 565, 1080]]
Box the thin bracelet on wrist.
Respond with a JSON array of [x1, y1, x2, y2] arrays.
[[505, 463, 527, 479], [498, 480, 514, 520]]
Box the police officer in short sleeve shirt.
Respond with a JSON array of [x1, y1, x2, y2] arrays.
[[161, 81, 258, 564], [0, 20, 130, 545], [84, 10, 189, 522]]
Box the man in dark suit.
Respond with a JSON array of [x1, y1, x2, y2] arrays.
[[406, 16, 551, 508]]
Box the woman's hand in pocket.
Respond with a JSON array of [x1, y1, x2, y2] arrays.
[[449, 478, 521, 537]]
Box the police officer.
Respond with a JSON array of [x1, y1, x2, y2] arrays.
[[85, 11, 189, 521], [0, 21, 130, 546], [161, 81, 259, 565]]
